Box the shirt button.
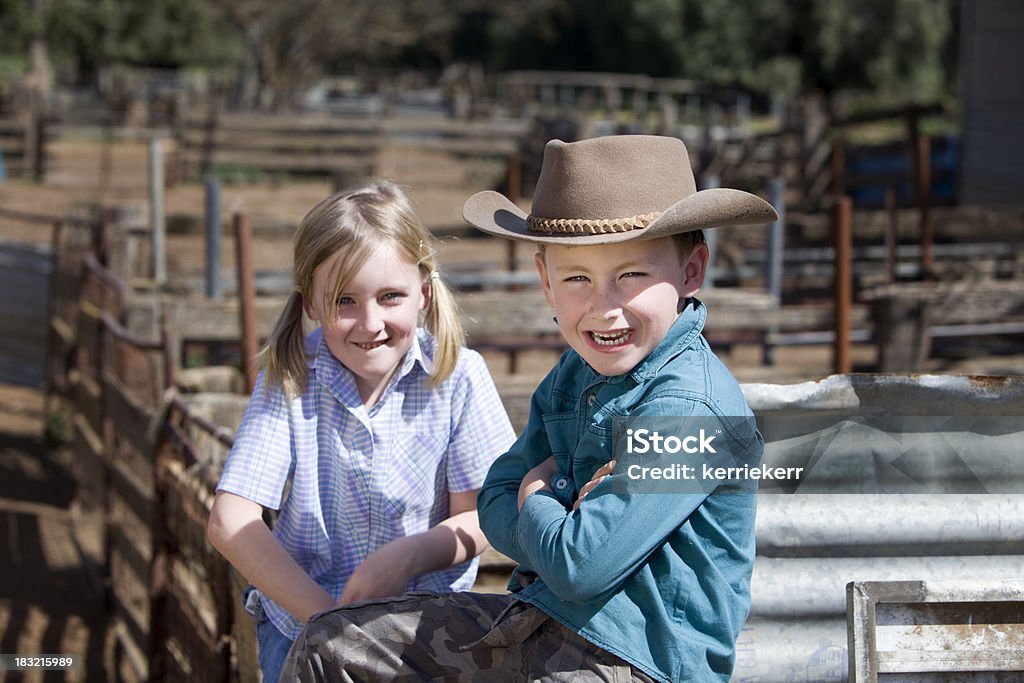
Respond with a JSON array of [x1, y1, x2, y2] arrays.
[[587, 394, 596, 406], [554, 477, 569, 491]]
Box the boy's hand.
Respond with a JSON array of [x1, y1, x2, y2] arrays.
[[518, 456, 560, 510], [573, 460, 616, 511]]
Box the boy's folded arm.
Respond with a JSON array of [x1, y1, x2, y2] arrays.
[[514, 399, 758, 604], [515, 480, 709, 603], [476, 434, 550, 566]]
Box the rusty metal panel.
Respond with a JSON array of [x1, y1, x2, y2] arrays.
[[848, 580, 1024, 681], [728, 374, 1024, 682]]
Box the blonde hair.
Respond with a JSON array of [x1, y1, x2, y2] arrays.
[[261, 181, 465, 397]]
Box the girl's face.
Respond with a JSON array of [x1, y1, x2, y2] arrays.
[[305, 241, 428, 404]]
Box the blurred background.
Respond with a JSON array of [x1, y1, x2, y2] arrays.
[[1, 1, 1023, 682]]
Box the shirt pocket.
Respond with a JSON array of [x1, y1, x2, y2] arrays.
[[541, 411, 578, 460], [572, 421, 615, 481], [382, 431, 449, 519]]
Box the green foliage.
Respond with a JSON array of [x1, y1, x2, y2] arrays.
[[1, 0, 243, 79], [1, 0, 962, 103], [481, 0, 960, 99]]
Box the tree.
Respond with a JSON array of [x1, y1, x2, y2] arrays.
[[481, 0, 959, 101], [213, 0, 538, 109]]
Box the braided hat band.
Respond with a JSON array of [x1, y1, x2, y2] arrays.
[[526, 211, 661, 235]]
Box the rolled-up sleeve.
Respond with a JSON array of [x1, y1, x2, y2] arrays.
[[216, 369, 294, 509], [444, 351, 517, 493]]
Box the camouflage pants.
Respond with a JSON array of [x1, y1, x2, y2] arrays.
[[279, 592, 657, 682]]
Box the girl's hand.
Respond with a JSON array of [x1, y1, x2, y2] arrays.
[[338, 539, 417, 606], [572, 460, 616, 511], [518, 456, 560, 510]]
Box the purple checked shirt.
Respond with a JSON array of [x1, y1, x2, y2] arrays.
[[217, 328, 516, 640]]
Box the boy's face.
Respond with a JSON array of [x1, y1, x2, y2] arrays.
[[535, 236, 707, 377]]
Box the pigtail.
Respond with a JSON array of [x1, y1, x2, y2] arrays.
[[258, 291, 308, 398], [423, 270, 465, 386]]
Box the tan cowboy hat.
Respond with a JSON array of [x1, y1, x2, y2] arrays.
[[463, 135, 778, 245]]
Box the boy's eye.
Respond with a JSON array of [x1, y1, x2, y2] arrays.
[[564, 275, 589, 283], [621, 271, 647, 279]]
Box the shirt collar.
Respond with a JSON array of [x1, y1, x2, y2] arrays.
[[585, 297, 706, 386], [628, 297, 706, 383], [311, 328, 433, 408]]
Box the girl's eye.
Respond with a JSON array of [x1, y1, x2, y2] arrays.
[[335, 296, 355, 306], [380, 292, 405, 304]]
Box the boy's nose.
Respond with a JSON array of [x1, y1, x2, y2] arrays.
[[590, 285, 624, 319]]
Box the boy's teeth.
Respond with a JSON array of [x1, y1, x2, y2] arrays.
[[591, 330, 630, 346]]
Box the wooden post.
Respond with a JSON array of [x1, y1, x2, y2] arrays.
[[833, 196, 853, 374], [100, 119, 114, 195], [884, 188, 898, 283], [506, 152, 521, 281], [205, 177, 222, 299], [700, 174, 720, 290], [831, 138, 846, 198], [234, 213, 258, 393], [915, 135, 933, 276], [763, 177, 786, 365], [506, 152, 521, 204], [149, 137, 166, 286]]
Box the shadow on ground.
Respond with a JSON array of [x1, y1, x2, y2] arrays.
[[0, 420, 107, 682]]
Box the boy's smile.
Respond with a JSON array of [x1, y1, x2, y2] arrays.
[[536, 236, 706, 377]]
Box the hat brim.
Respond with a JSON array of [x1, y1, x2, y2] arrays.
[[463, 188, 779, 245]]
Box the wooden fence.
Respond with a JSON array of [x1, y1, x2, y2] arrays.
[[46, 222, 247, 682], [174, 111, 530, 189], [0, 111, 48, 180]]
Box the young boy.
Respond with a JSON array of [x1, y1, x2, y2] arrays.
[[281, 135, 778, 682]]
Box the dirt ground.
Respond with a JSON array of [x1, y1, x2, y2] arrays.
[[0, 385, 105, 683]]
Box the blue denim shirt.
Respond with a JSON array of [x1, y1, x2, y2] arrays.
[[477, 299, 762, 682]]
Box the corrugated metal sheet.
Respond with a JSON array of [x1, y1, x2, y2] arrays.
[[0, 239, 51, 387], [732, 374, 1024, 682]]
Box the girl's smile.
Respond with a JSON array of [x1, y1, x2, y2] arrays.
[[305, 242, 428, 405]]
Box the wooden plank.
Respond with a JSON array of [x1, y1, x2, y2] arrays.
[[170, 295, 288, 341], [72, 413, 106, 506], [111, 618, 150, 681], [181, 129, 378, 153], [110, 456, 155, 523], [72, 372, 104, 436], [183, 150, 375, 173], [103, 374, 157, 457], [109, 522, 153, 593]]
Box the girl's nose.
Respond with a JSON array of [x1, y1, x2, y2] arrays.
[[359, 304, 386, 333]]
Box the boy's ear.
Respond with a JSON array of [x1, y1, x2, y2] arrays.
[[535, 252, 556, 308], [680, 243, 709, 298]]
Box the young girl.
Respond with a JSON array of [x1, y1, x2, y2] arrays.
[[207, 181, 516, 682]]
